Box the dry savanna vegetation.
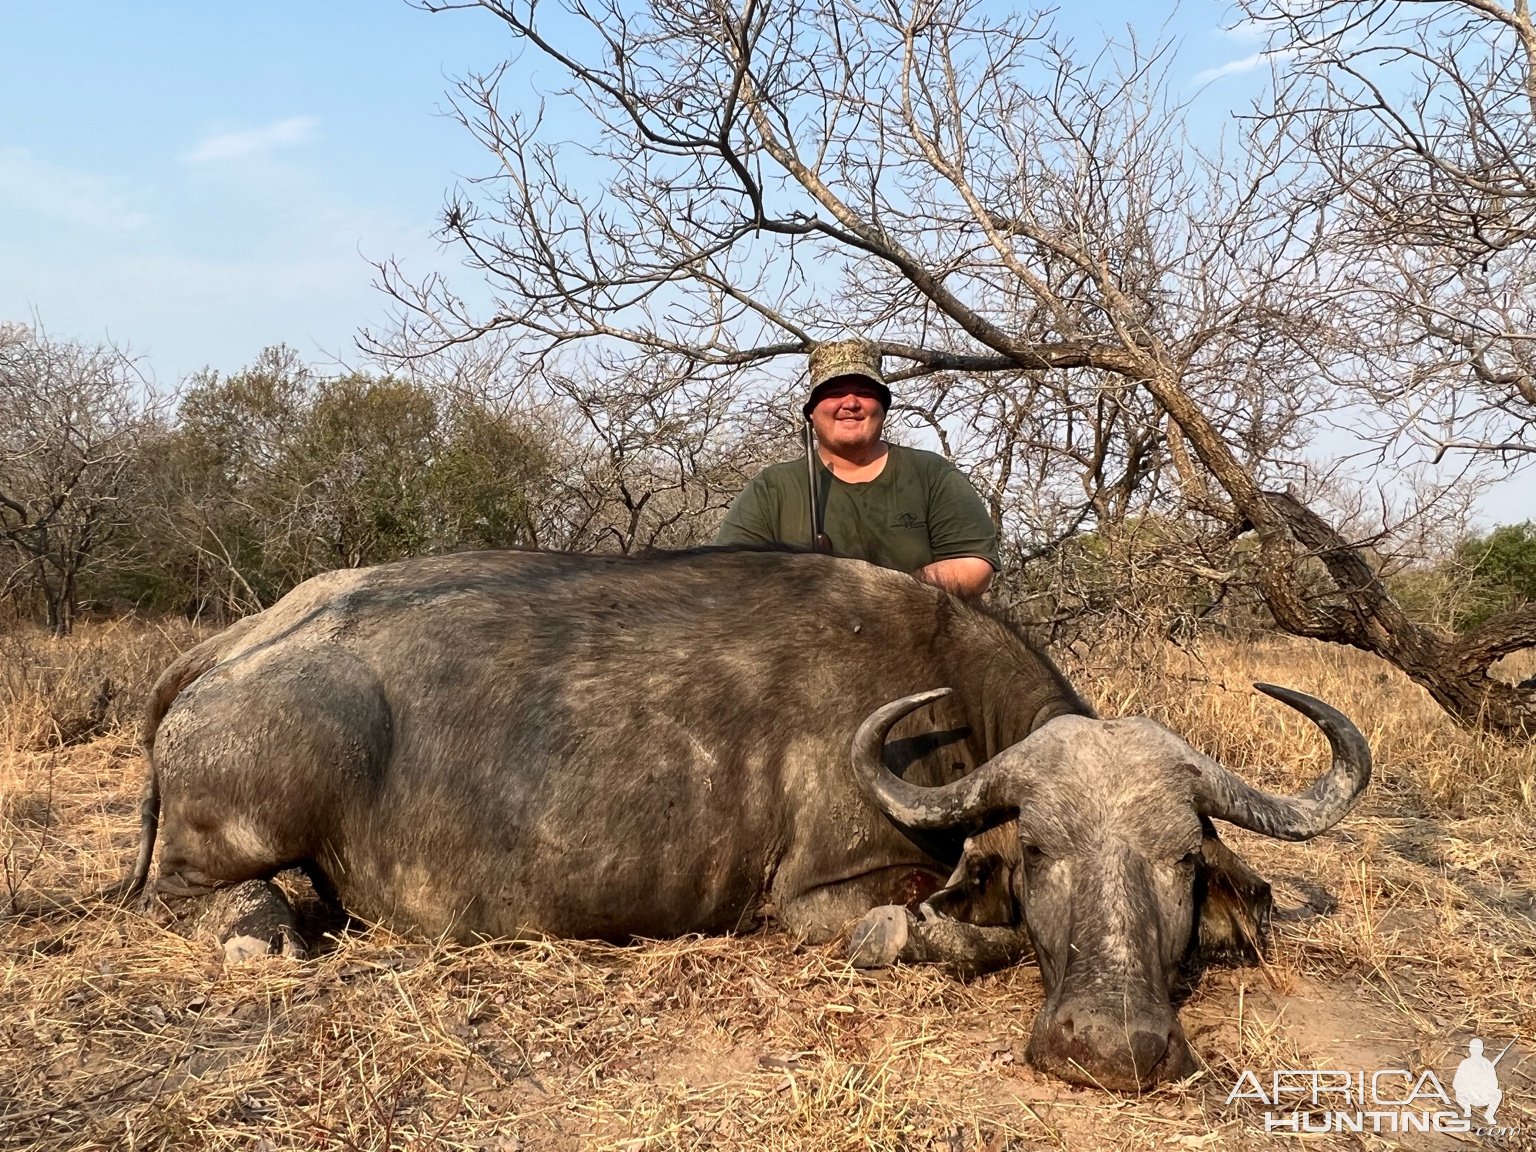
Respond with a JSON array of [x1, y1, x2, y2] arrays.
[[1, 618, 1531, 1152], [7, 0, 1536, 1146]]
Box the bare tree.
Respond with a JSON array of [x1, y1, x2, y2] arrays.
[[1229, 0, 1536, 728], [384, 0, 1534, 732], [538, 355, 748, 552], [1243, 0, 1536, 464], [0, 324, 153, 635]]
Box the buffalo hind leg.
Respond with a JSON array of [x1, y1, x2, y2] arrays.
[[849, 906, 1031, 978], [154, 875, 306, 963]]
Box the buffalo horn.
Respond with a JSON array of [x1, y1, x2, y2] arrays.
[[850, 689, 1022, 831], [1193, 683, 1372, 841]]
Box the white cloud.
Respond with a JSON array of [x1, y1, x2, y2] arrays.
[[0, 147, 150, 232], [1194, 48, 1296, 83], [184, 115, 319, 164]]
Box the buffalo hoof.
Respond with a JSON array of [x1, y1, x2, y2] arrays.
[[223, 931, 306, 964], [848, 905, 913, 968], [188, 880, 307, 964]]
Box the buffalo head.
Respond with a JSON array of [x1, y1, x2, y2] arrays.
[[850, 683, 1370, 1091]]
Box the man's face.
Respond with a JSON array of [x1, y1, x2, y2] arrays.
[[810, 377, 886, 453]]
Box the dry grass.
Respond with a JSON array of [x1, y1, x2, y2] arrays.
[[2, 619, 1533, 1151], [0, 618, 202, 751]]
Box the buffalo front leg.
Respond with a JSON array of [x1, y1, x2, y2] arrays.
[[849, 829, 1031, 978], [849, 905, 1031, 978], [773, 864, 950, 944], [848, 830, 1029, 976]]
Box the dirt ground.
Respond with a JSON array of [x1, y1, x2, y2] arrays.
[[1, 621, 1533, 1150]]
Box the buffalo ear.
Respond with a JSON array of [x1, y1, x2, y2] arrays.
[[920, 825, 1022, 926], [1194, 828, 1272, 966]]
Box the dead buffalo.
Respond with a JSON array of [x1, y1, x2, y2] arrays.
[[123, 547, 1370, 1091]]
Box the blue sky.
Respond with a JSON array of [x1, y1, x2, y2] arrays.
[[1, 3, 507, 379], [7, 4, 1521, 523], [1, 1, 1274, 384]]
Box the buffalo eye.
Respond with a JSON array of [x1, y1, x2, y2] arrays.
[[1022, 844, 1047, 867], [1176, 848, 1201, 869]]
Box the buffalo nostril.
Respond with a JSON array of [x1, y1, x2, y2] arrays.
[[1056, 1014, 1075, 1037], [1129, 1028, 1170, 1076]]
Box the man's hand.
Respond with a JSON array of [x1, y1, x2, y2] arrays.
[[916, 556, 994, 599]]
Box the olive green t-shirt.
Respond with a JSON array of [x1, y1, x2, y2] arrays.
[[714, 444, 1000, 575]]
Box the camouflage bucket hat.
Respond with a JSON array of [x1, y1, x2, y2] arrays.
[[803, 339, 892, 416]]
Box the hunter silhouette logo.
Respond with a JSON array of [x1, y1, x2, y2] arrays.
[[1227, 1034, 1521, 1135], [1453, 1037, 1509, 1124]]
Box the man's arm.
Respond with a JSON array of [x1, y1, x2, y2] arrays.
[[922, 460, 1001, 598], [917, 556, 994, 598]]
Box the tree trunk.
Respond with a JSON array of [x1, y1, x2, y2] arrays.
[[1259, 494, 1535, 736], [1130, 367, 1535, 735], [48, 586, 73, 638]]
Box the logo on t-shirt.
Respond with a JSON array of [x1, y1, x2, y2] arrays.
[[894, 512, 925, 530]]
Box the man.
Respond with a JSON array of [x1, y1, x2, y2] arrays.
[[716, 339, 999, 598]]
